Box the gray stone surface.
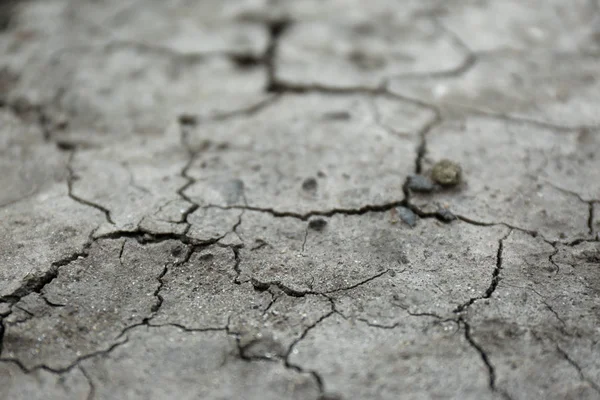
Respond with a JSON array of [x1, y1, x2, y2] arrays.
[[0, 361, 90, 400], [411, 117, 592, 241], [2, 239, 182, 370], [1, 1, 600, 399], [464, 232, 600, 399], [184, 93, 434, 214], [80, 325, 320, 400], [388, 52, 600, 128], [289, 314, 494, 400], [440, 0, 600, 53], [594, 203, 600, 239], [0, 109, 104, 300]]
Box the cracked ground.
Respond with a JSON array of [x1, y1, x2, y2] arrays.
[[1, 0, 600, 399]]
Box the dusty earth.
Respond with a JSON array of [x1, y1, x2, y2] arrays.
[[1, 1, 600, 399]]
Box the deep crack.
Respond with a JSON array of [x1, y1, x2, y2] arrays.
[[67, 151, 115, 225], [150, 245, 194, 315], [79, 365, 96, 400], [454, 230, 513, 313], [461, 318, 512, 400], [556, 345, 600, 395], [284, 310, 336, 397], [250, 269, 394, 299]]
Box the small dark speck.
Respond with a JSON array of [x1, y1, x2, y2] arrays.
[[178, 114, 197, 126], [171, 246, 182, 257], [198, 253, 214, 261], [320, 394, 344, 400], [302, 177, 318, 191], [317, 171, 326, 178], [55, 140, 76, 151], [308, 218, 327, 231], [436, 208, 456, 222], [322, 111, 351, 121]]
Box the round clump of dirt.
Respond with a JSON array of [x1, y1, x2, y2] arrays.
[[431, 159, 462, 186]]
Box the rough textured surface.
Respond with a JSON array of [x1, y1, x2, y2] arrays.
[[2, 239, 182, 370], [183, 93, 434, 214], [464, 232, 600, 399], [80, 325, 320, 400], [1, 1, 600, 399], [389, 52, 600, 129], [411, 118, 592, 241], [0, 362, 90, 400]]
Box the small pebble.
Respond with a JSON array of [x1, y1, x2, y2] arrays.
[[396, 206, 417, 227], [406, 174, 439, 193], [436, 208, 456, 222], [431, 159, 462, 186]]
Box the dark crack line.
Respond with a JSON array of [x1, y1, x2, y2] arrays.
[[588, 202, 594, 237], [301, 225, 309, 253], [249, 239, 269, 251], [366, 95, 442, 177], [0, 335, 128, 375], [1, 99, 57, 142], [0, 317, 4, 357], [250, 278, 308, 297], [264, 18, 293, 93], [118, 239, 126, 267], [231, 246, 243, 285], [121, 161, 150, 194], [390, 301, 444, 320], [67, 151, 115, 225], [382, 19, 477, 84], [79, 365, 96, 400], [324, 269, 396, 294], [503, 282, 569, 331], [461, 318, 513, 400], [175, 122, 202, 227], [153, 199, 188, 224], [150, 264, 169, 314], [414, 113, 442, 174], [356, 318, 401, 329], [454, 230, 513, 313], [251, 269, 394, 298], [95, 226, 222, 247], [548, 246, 561, 275], [0, 231, 93, 304], [150, 245, 193, 315], [565, 237, 600, 246], [205, 199, 405, 220], [556, 345, 600, 395], [262, 290, 278, 316], [40, 295, 65, 308], [0, 226, 230, 358], [146, 322, 228, 333], [206, 192, 474, 226], [209, 94, 282, 121], [541, 181, 596, 238], [284, 310, 336, 397], [456, 214, 540, 238]]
